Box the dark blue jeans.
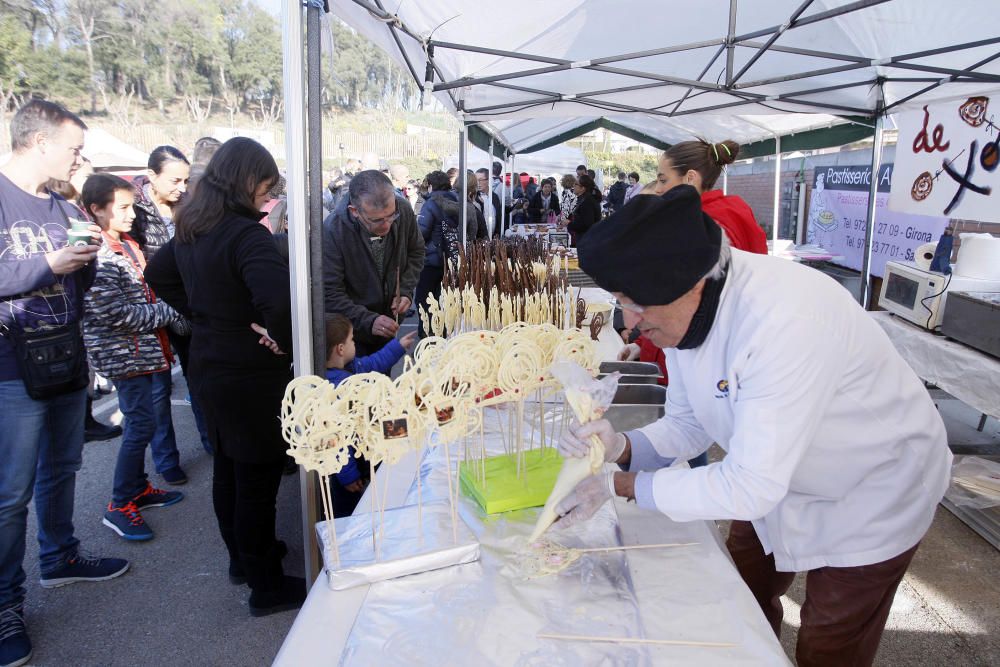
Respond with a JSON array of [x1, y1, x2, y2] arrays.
[[167, 329, 212, 455], [0, 381, 85, 608], [111, 370, 179, 504]]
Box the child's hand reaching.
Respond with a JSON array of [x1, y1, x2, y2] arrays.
[[399, 330, 418, 351]]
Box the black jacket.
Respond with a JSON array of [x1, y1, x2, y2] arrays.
[[322, 195, 425, 349], [145, 208, 293, 463], [474, 191, 503, 237], [130, 176, 174, 260], [607, 180, 628, 213], [568, 192, 601, 242], [527, 191, 560, 224]]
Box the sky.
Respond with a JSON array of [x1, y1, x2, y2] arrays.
[[257, 0, 281, 17]]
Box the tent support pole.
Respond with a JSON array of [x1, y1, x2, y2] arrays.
[[723, 168, 728, 195], [487, 137, 495, 237], [886, 49, 1000, 112], [725, 0, 738, 86], [305, 0, 326, 582], [430, 37, 722, 69], [730, 0, 816, 86], [772, 135, 781, 243], [283, 0, 320, 584], [499, 152, 507, 237], [859, 114, 885, 308], [732, 0, 892, 42], [459, 125, 468, 246]]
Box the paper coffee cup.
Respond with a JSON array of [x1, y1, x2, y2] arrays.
[[66, 230, 93, 247], [69, 218, 91, 232]]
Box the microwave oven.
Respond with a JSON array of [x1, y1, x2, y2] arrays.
[[879, 261, 1000, 330]]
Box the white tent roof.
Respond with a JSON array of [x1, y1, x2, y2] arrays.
[[331, 0, 1000, 152], [443, 143, 586, 178], [82, 127, 149, 170]]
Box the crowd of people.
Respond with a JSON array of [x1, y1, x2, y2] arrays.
[[0, 96, 946, 667], [0, 96, 737, 666]]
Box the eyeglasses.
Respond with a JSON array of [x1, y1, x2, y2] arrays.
[[617, 301, 646, 314], [351, 203, 400, 227]]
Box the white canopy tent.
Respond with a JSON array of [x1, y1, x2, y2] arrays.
[[443, 143, 586, 179], [82, 128, 149, 171], [282, 0, 1000, 580], [330, 0, 1000, 153]]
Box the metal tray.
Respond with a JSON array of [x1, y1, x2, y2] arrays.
[[598, 361, 663, 385], [941, 291, 1000, 358], [604, 384, 666, 431], [599, 361, 662, 376]]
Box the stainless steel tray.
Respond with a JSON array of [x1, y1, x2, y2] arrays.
[[599, 361, 662, 376], [605, 384, 666, 431]]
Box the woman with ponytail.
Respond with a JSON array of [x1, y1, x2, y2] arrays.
[[654, 139, 768, 255], [622, 139, 768, 468]]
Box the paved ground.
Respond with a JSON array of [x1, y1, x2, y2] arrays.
[[17, 375, 1000, 665], [20, 367, 302, 666]]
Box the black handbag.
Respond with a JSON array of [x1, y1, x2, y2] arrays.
[[4, 319, 90, 400]]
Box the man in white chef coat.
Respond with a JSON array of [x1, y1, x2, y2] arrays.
[[556, 185, 952, 666]]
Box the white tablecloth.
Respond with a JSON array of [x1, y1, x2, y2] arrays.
[[870, 311, 1000, 420], [274, 413, 789, 665]]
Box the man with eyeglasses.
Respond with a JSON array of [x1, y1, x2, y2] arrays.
[[322, 170, 425, 358], [553, 185, 952, 665]]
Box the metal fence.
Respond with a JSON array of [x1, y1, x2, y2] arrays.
[[0, 121, 458, 164]]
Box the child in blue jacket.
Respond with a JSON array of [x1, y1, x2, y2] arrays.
[[324, 313, 416, 516]]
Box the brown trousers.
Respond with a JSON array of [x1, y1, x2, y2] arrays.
[[726, 520, 918, 667]]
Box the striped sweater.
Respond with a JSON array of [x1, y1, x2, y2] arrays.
[[83, 232, 178, 380]]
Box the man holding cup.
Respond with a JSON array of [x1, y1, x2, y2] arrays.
[[0, 100, 129, 667]]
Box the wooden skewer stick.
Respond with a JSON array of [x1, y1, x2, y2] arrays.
[[369, 469, 379, 560], [319, 474, 340, 567], [377, 465, 390, 554], [442, 438, 459, 543], [416, 447, 423, 541], [393, 266, 401, 325], [574, 542, 698, 553], [537, 633, 736, 649]]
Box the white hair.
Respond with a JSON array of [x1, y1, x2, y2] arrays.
[[702, 229, 731, 282]]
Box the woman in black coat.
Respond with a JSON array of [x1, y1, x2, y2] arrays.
[[527, 179, 560, 224], [567, 173, 601, 245], [145, 138, 303, 617]]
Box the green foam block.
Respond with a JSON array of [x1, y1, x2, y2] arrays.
[[459, 447, 565, 515]]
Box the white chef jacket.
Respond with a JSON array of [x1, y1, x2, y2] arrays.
[[627, 249, 952, 572]]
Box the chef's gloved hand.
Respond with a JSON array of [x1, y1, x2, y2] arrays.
[[557, 418, 626, 463], [617, 343, 640, 361], [554, 472, 616, 529]]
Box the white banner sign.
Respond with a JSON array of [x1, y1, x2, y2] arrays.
[[889, 95, 1000, 222], [806, 164, 948, 277]]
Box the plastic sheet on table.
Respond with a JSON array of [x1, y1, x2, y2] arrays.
[[338, 426, 763, 666], [947, 456, 1000, 508], [317, 500, 479, 591]]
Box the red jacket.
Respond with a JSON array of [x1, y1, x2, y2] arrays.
[[635, 190, 767, 384], [637, 335, 668, 386], [701, 189, 768, 255]]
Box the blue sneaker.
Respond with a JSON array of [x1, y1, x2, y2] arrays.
[[102, 502, 153, 541], [38, 550, 130, 589], [132, 482, 183, 510], [0, 605, 31, 667], [161, 466, 188, 486]]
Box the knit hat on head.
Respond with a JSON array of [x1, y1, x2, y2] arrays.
[[577, 184, 722, 305]]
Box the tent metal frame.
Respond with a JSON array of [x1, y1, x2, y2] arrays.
[[346, 0, 1000, 131]]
